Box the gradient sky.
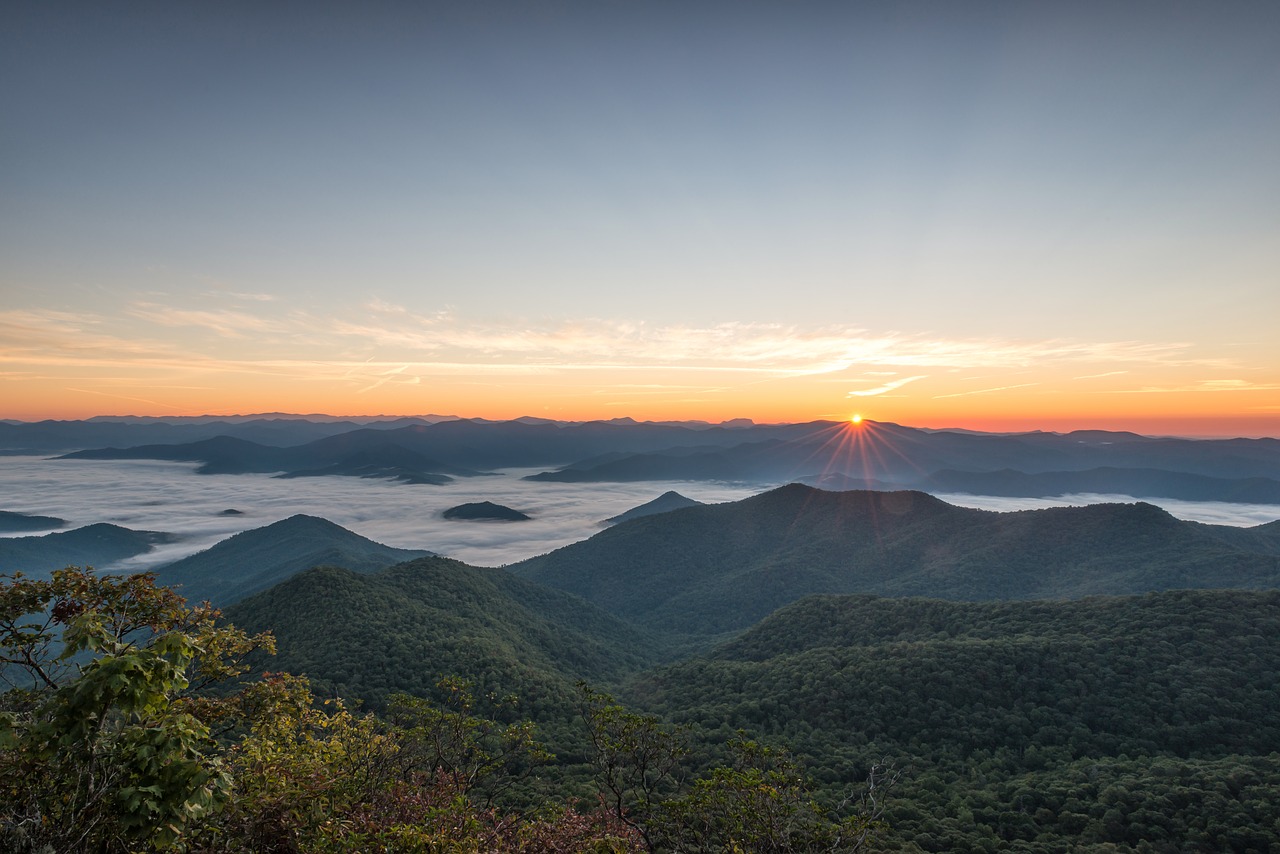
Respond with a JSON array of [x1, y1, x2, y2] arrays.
[[3, 1, 1278, 435]]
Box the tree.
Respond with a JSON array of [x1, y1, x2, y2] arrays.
[[0, 567, 273, 853], [580, 686, 897, 854], [386, 678, 551, 808], [658, 734, 898, 853], [580, 683, 688, 850]]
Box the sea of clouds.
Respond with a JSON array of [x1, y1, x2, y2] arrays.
[[2, 456, 1277, 573], [0, 456, 764, 570]]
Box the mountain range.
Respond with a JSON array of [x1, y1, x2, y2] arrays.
[[34, 416, 1280, 505], [511, 484, 1280, 642], [5, 474, 1280, 850]]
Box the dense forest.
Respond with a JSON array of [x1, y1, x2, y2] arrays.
[[4, 485, 1280, 851], [629, 591, 1280, 851], [0, 569, 890, 852]]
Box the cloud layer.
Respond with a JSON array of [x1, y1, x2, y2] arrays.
[[2, 459, 1274, 581]]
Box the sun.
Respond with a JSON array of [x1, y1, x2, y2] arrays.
[[850, 414, 863, 425]]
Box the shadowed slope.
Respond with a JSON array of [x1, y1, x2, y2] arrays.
[[223, 557, 667, 720]]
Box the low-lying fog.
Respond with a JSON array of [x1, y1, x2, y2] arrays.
[[2, 457, 1276, 572], [0, 457, 763, 570]]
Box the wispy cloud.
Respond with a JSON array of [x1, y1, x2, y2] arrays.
[[64, 387, 188, 410], [847, 375, 928, 397], [321, 312, 1216, 376], [0, 302, 1253, 404], [1074, 370, 1129, 380], [1106, 379, 1280, 394], [933, 383, 1040, 399], [126, 303, 286, 338], [356, 364, 413, 394]]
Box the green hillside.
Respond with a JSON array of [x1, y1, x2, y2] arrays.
[[223, 557, 668, 727], [629, 589, 1280, 851], [153, 514, 433, 607], [512, 484, 1280, 643]]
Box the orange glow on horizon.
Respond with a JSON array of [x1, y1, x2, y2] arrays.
[[2, 369, 1278, 438]]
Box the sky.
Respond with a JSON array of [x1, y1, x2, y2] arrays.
[[2, 1, 1278, 436]]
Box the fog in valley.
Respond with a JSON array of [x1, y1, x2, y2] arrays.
[[0, 457, 763, 570], [2, 456, 1276, 573]]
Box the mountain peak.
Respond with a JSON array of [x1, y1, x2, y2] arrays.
[[154, 516, 432, 607]]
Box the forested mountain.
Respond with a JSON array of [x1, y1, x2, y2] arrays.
[[223, 557, 668, 730], [628, 590, 1280, 851], [0, 523, 173, 579], [153, 514, 433, 607], [604, 491, 704, 525], [511, 485, 1280, 642], [0, 510, 66, 534]]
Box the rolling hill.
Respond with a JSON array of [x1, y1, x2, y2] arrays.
[[223, 557, 669, 727], [153, 514, 433, 607]]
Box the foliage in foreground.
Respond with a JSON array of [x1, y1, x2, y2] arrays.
[[0, 568, 891, 853]]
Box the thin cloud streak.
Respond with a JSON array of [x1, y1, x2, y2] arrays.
[[848, 376, 928, 397], [933, 383, 1040, 400], [64, 388, 188, 410], [1102, 380, 1280, 394]]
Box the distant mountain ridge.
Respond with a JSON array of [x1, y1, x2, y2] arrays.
[[38, 417, 1280, 504], [511, 484, 1280, 643], [920, 466, 1280, 504], [54, 419, 829, 473], [0, 416, 440, 452], [526, 421, 1280, 495]]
